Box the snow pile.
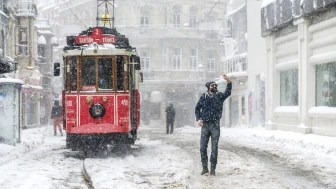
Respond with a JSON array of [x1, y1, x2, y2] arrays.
[[0, 127, 46, 166], [261, 0, 276, 8], [220, 126, 336, 156]]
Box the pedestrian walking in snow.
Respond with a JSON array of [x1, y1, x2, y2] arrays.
[[51, 100, 63, 136], [195, 74, 232, 176], [165, 103, 176, 134]]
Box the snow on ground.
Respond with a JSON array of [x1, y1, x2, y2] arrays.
[[1, 124, 336, 188], [85, 124, 336, 188], [85, 138, 193, 189], [0, 127, 87, 189]]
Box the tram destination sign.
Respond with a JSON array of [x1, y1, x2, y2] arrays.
[[75, 27, 116, 45]]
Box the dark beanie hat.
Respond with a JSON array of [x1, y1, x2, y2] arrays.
[[205, 81, 215, 89]]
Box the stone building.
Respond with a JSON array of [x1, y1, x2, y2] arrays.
[[115, 0, 227, 127], [261, 0, 336, 136], [15, 0, 42, 128]]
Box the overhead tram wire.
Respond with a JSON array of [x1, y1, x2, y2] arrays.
[[62, 0, 88, 28]]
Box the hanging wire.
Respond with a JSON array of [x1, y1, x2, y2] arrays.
[[62, 0, 88, 28]]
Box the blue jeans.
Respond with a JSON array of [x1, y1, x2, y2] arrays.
[[200, 121, 220, 167]]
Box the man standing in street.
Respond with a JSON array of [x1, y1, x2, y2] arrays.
[[195, 74, 232, 176], [165, 103, 176, 134], [51, 100, 63, 136]]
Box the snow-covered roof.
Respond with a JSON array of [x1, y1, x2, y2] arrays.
[[38, 35, 46, 45], [35, 24, 51, 29], [261, 0, 336, 36], [0, 10, 8, 18], [23, 84, 43, 90], [0, 78, 24, 85], [261, 0, 276, 8], [37, 30, 53, 36], [227, 4, 245, 17]]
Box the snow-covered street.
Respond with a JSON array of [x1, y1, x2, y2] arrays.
[[1, 124, 336, 189]]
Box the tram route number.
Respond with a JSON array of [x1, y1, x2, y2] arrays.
[[66, 101, 73, 107], [121, 99, 129, 106], [119, 117, 129, 123]]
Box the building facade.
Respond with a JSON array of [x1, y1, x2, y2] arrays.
[[115, 0, 227, 127], [262, 0, 336, 136]]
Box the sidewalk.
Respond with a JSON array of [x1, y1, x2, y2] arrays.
[[177, 125, 336, 156], [0, 126, 48, 166]]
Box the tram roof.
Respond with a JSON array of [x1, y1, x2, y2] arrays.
[[62, 27, 138, 57], [63, 47, 138, 57]]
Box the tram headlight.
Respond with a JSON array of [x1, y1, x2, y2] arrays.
[[89, 103, 106, 119], [86, 96, 94, 104], [102, 96, 108, 103]]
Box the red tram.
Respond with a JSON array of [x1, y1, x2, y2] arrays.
[[54, 26, 142, 151]]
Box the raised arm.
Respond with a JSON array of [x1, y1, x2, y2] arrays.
[[221, 74, 232, 101]]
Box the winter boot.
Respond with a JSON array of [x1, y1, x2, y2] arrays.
[[59, 128, 63, 136], [54, 130, 57, 136], [200, 166, 209, 175], [210, 165, 216, 176]]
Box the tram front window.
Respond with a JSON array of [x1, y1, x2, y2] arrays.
[[82, 58, 96, 90], [98, 58, 112, 89]]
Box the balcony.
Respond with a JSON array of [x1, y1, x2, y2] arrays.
[[16, 0, 37, 17]]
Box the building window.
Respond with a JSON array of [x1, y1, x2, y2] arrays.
[[173, 48, 181, 70], [190, 6, 197, 28], [316, 62, 336, 107], [190, 48, 198, 70], [173, 5, 181, 28], [140, 17, 149, 27], [207, 51, 215, 72], [19, 28, 28, 55], [162, 48, 168, 70], [140, 51, 150, 71], [140, 6, 150, 27], [280, 69, 298, 106]]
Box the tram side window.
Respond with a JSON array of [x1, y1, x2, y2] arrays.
[[117, 56, 124, 91], [69, 57, 77, 91], [98, 58, 112, 89], [82, 58, 96, 90]]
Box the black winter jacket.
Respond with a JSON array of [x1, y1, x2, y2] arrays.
[[51, 105, 62, 119], [195, 82, 232, 122], [166, 106, 175, 122]]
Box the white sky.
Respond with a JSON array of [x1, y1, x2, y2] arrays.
[[1, 124, 336, 188]]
